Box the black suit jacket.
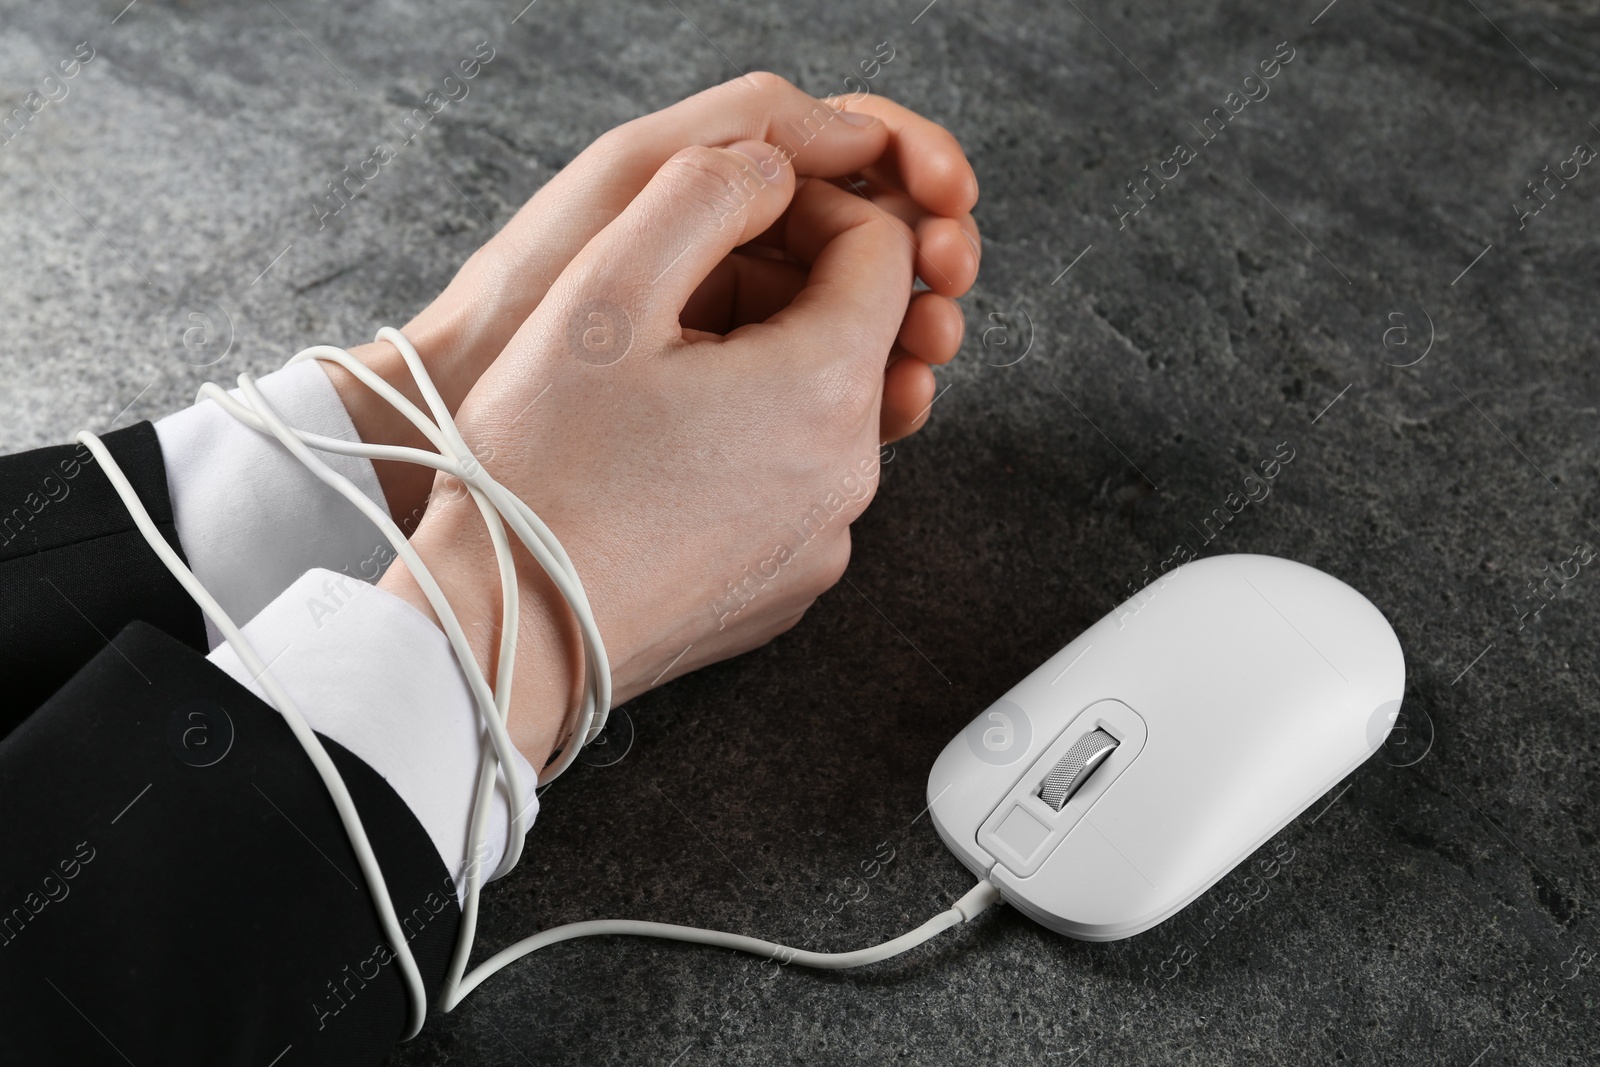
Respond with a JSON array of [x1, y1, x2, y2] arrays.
[[0, 425, 461, 1065]]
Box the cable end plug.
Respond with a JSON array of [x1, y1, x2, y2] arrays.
[[953, 879, 1003, 922]]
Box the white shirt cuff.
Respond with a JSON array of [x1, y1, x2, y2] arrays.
[[154, 361, 392, 649], [206, 568, 539, 904]]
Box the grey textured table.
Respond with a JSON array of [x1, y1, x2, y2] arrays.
[[2, 1, 1597, 1064]]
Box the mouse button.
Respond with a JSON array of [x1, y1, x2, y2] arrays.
[[991, 818, 1165, 941], [989, 805, 1054, 869], [1086, 697, 1361, 889], [926, 697, 1043, 877], [978, 794, 1081, 879], [1229, 559, 1403, 696], [925, 779, 999, 878]]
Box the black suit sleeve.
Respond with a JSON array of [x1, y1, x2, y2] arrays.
[[0, 621, 462, 1066], [0, 422, 207, 737]]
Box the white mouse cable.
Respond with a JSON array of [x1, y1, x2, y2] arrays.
[[191, 338, 623, 1017], [280, 332, 615, 764], [236, 332, 614, 882], [299, 333, 1010, 996], [230, 343, 1010, 998], [210, 366, 570, 1009], [209, 370, 534, 856], [213, 367, 1005, 1005], [443, 878, 1004, 1006], [253, 335, 1004, 995], [74, 429, 435, 1037], [83, 351, 571, 1037], [82, 330, 1006, 1031]]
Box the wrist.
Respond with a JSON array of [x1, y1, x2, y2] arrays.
[[377, 493, 589, 773], [322, 330, 471, 533]]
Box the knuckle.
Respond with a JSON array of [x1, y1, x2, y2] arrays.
[[839, 459, 881, 513], [809, 354, 881, 433], [757, 604, 814, 647], [736, 70, 792, 95], [817, 532, 853, 590], [771, 611, 808, 640], [583, 123, 633, 166], [661, 145, 755, 217]]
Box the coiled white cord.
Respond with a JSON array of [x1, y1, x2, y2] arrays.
[[79, 327, 1000, 1038]]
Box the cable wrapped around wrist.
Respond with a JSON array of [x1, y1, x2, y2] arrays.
[[81, 327, 610, 1037], [79, 326, 999, 1041]]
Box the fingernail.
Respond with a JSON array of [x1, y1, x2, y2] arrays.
[[835, 108, 876, 128], [963, 228, 981, 262]]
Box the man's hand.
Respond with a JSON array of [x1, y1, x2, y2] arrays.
[[381, 136, 923, 773], [329, 73, 979, 527]]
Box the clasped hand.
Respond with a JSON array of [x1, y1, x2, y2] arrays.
[[319, 73, 980, 773]]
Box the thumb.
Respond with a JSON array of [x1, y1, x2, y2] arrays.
[[544, 140, 795, 337]]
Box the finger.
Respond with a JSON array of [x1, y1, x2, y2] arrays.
[[409, 74, 886, 370], [880, 353, 937, 443], [897, 292, 964, 365], [604, 72, 889, 184], [823, 92, 978, 217], [686, 258, 964, 370], [756, 176, 916, 368], [749, 172, 983, 295], [814, 181, 979, 295], [829, 179, 979, 248], [913, 214, 979, 297], [506, 74, 886, 261], [545, 141, 797, 337]]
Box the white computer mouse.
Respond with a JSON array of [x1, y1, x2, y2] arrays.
[[926, 553, 1405, 940]]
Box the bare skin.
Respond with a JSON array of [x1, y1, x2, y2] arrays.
[[328, 74, 978, 530], [334, 74, 974, 774]]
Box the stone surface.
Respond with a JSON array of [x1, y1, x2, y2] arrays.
[[2, 1, 1597, 1064]]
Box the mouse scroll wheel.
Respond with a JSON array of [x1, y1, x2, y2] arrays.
[[1038, 729, 1119, 811]]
